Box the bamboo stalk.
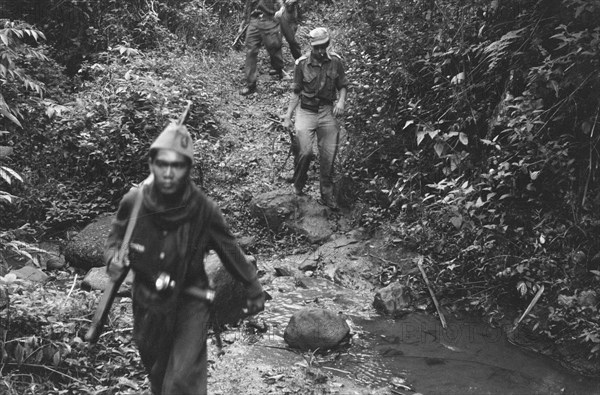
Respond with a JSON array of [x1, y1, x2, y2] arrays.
[[416, 256, 447, 329], [512, 284, 544, 331]]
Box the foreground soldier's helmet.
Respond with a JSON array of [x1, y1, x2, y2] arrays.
[[309, 27, 330, 46], [149, 123, 194, 165]]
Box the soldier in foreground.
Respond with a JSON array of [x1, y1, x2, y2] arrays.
[[104, 123, 265, 394]]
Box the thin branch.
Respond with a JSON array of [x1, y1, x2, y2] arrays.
[[62, 273, 77, 307], [417, 257, 447, 329], [2, 363, 86, 384]]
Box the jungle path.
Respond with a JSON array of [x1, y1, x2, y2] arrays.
[[189, 23, 600, 395]]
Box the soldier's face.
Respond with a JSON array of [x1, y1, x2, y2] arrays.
[[149, 149, 190, 196], [312, 43, 328, 61]]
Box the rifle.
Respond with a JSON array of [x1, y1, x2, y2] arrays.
[[233, 0, 252, 48], [85, 101, 193, 343]]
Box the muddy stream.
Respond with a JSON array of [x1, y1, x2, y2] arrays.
[[245, 276, 600, 395]]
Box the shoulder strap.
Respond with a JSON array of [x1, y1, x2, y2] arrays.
[[117, 175, 153, 263]]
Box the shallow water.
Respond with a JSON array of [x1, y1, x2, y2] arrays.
[[255, 276, 600, 395]]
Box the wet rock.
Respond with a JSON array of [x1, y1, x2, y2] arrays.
[[270, 276, 297, 293], [284, 308, 350, 350], [81, 267, 134, 297], [273, 262, 295, 277], [373, 283, 413, 317], [10, 266, 48, 283], [298, 259, 318, 271], [37, 242, 67, 271], [249, 189, 334, 243], [45, 254, 66, 270], [63, 214, 113, 270]]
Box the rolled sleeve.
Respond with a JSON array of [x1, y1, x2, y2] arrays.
[[291, 63, 303, 93]]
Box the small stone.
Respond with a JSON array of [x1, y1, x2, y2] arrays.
[[373, 283, 413, 317], [10, 266, 48, 283]]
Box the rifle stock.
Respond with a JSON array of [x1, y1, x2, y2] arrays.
[[84, 269, 129, 343], [84, 176, 148, 343]]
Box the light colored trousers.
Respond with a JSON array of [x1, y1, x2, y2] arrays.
[[293, 105, 340, 200]]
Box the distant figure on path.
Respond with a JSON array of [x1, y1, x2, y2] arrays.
[[276, 0, 302, 61], [105, 123, 265, 394], [281, 27, 348, 210], [241, 0, 285, 95]]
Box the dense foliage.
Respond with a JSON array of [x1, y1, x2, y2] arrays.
[[0, 0, 239, 235], [335, 0, 600, 363]]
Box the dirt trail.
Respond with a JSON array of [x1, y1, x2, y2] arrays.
[[191, 24, 376, 395]]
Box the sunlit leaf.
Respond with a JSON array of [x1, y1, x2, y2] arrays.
[[449, 216, 462, 229], [434, 142, 444, 157], [1, 165, 22, 182], [53, 351, 61, 366], [416, 130, 426, 146]]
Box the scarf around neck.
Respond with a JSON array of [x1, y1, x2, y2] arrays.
[[141, 179, 202, 229]]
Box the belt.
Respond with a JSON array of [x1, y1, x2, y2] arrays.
[[183, 286, 215, 302]]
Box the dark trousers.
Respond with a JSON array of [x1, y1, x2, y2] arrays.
[[134, 295, 210, 395], [280, 7, 302, 60], [244, 15, 284, 87]]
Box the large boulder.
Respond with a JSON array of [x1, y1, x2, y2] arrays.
[[64, 214, 114, 270], [81, 267, 134, 297], [250, 189, 334, 243], [284, 308, 350, 350], [373, 283, 413, 317]]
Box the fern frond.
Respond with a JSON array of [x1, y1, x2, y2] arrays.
[[483, 27, 527, 71]]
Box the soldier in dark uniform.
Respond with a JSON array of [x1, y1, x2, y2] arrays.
[[105, 123, 265, 394], [241, 0, 285, 95]]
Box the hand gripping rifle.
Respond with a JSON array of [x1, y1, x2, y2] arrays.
[[85, 102, 192, 343]]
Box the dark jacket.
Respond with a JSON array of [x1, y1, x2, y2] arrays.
[[105, 184, 262, 309]]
